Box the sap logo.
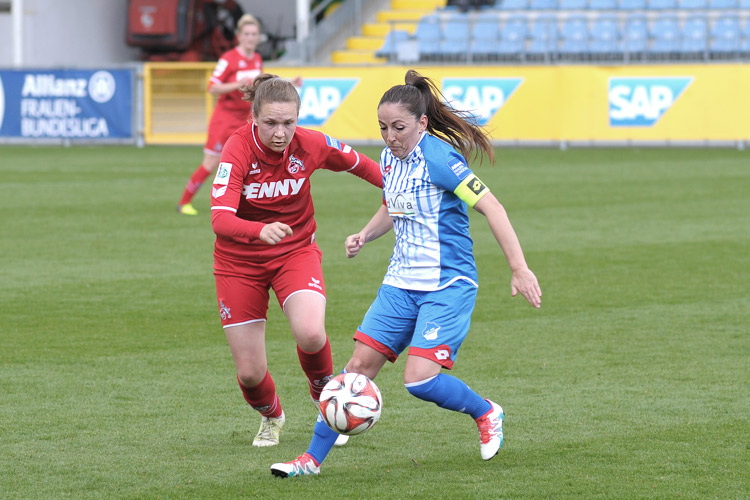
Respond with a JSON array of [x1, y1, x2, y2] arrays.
[[243, 178, 305, 199], [442, 78, 523, 125], [298, 78, 358, 126], [608, 77, 693, 127]]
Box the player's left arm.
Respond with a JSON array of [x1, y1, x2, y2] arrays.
[[473, 193, 542, 308]]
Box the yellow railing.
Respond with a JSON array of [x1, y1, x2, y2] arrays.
[[142, 62, 216, 145]]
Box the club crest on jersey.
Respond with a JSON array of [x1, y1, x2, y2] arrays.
[[219, 300, 231, 320], [422, 322, 441, 341], [287, 154, 305, 174]]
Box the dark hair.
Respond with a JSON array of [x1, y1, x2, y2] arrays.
[[378, 70, 494, 165], [242, 73, 301, 117]]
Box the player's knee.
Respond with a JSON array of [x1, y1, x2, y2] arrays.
[[237, 367, 266, 388], [405, 376, 439, 402]]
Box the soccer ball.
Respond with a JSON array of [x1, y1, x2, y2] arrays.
[[319, 373, 382, 435]]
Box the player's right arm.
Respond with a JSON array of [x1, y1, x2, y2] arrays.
[[344, 204, 393, 258], [210, 134, 292, 245]]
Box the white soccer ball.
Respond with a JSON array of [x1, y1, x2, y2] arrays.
[[319, 373, 382, 435]]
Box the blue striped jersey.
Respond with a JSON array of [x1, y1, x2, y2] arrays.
[[380, 132, 479, 291]]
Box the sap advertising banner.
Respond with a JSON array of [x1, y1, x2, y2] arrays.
[[0, 69, 133, 140]]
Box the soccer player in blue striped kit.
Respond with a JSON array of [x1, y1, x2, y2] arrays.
[[271, 70, 542, 477]]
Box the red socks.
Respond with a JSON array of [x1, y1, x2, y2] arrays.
[[179, 165, 211, 206], [297, 338, 333, 402], [237, 372, 282, 418]]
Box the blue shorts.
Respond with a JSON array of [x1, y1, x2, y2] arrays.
[[354, 281, 477, 369]]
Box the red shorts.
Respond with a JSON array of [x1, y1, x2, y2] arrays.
[[204, 106, 251, 156], [214, 244, 325, 328]]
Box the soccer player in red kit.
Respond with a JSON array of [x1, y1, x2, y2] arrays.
[[177, 14, 264, 215], [211, 74, 383, 447]]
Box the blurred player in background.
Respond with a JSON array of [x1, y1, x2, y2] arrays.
[[177, 13, 262, 215], [271, 70, 542, 477], [211, 74, 382, 447]]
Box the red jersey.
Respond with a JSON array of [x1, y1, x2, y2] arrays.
[[209, 47, 263, 113], [211, 123, 383, 271]]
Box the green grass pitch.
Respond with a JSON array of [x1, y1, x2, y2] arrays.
[[0, 145, 748, 499]]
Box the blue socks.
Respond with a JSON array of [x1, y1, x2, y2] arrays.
[[405, 373, 491, 419], [306, 413, 340, 465]]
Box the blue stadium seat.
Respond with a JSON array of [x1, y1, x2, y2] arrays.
[[470, 13, 502, 59], [589, 0, 617, 9], [527, 15, 559, 58], [618, 0, 647, 9], [376, 30, 411, 59], [439, 13, 472, 58], [649, 16, 681, 57], [560, 0, 589, 8], [415, 16, 442, 59], [679, 0, 707, 8], [680, 15, 708, 56], [648, 0, 677, 8], [621, 15, 648, 55], [740, 0, 750, 7], [589, 15, 620, 55], [559, 16, 589, 57], [529, 0, 559, 9], [498, 0, 529, 9], [709, 16, 741, 55], [708, 0, 738, 7], [496, 16, 528, 57]]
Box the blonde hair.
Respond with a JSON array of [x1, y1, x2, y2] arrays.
[[242, 73, 301, 116], [235, 14, 261, 35]]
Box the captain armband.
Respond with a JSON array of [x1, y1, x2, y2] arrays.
[[454, 174, 490, 208]]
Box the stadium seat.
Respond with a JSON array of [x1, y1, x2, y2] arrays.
[[415, 16, 442, 59], [679, 0, 707, 8], [439, 13, 472, 59], [470, 13, 502, 59], [617, 0, 647, 9], [560, 0, 589, 9], [708, 0, 738, 7], [529, 0, 559, 9], [680, 15, 708, 58], [498, 0, 529, 9], [559, 16, 589, 58], [649, 16, 681, 58], [527, 15, 559, 58], [739, 0, 750, 7], [375, 30, 411, 59], [589, 0, 617, 9], [589, 15, 620, 57], [496, 16, 528, 58], [621, 15, 648, 57], [709, 16, 741, 56], [648, 0, 677, 9]]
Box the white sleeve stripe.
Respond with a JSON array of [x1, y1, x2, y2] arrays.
[[346, 151, 361, 172], [211, 206, 237, 212]]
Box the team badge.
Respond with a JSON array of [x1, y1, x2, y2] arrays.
[[287, 154, 305, 174], [219, 300, 231, 321]]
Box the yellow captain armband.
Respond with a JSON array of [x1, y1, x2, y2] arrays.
[[455, 174, 490, 208]]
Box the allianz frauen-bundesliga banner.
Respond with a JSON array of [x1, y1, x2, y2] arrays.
[[0, 69, 133, 140]]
